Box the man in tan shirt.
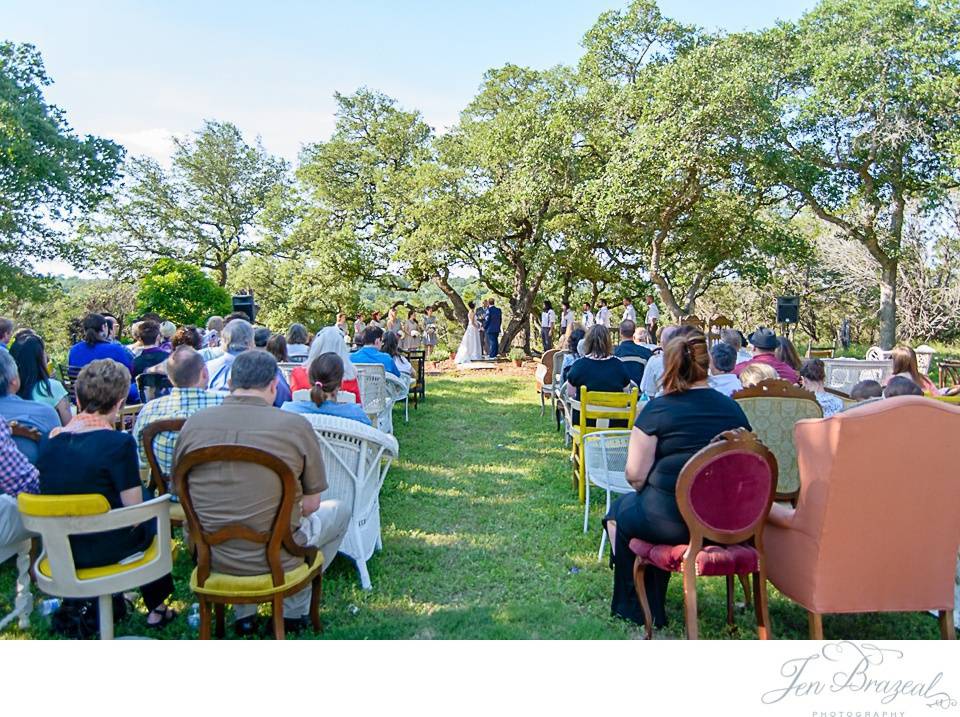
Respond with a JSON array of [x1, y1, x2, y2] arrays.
[[174, 350, 349, 634]]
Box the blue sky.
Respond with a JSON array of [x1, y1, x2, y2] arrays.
[[3, 1, 818, 164]]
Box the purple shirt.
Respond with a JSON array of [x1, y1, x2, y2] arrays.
[[733, 353, 799, 384]]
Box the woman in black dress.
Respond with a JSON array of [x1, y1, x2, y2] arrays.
[[604, 329, 751, 629]]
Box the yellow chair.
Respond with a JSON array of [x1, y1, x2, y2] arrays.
[[569, 386, 639, 504], [173, 445, 324, 640], [17, 493, 173, 639]]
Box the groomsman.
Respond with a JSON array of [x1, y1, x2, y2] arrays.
[[644, 295, 660, 341], [559, 301, 574, 335], [622, 297, 637, 324], [596, 299, 611, 328], [582, 302, 595, 328]]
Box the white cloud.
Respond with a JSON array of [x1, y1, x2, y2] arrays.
[[108, 127, 185, 167]]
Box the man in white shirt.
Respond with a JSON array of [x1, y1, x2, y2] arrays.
[[721, 329, 753, 365], [582, 302, 594, 328], [596, 300, 610, 328], [707, 342, 743, 397], [644, 295, 661, 340], [622, 298, 637, 324], [639, 325, 680, 398], [559, 301, 574, 335], [540, 301, 557, 351]]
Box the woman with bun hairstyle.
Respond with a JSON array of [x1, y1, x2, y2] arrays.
[[281, 352, 371, 426]]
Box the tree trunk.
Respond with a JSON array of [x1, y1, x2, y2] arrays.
[[433, 272, 469, 327], [879, 258, 898, 349], [217, 263, 228, 287]]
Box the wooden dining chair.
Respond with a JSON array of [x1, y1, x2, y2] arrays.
[[630, 429, 778, 640], [142, 418, 187, 526], [173, 445, 324, 640]]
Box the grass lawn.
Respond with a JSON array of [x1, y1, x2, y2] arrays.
[[0, 371, 948, 639]]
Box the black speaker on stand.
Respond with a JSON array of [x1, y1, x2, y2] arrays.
[[232, 293, 257, 323], [776, 296, 799, 338]]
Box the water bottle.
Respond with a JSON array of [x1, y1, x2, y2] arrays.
[[187, 603, 200, 630], [39, 598, 61, 617]]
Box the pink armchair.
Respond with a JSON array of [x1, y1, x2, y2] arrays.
[[765, 396, 960, 639]]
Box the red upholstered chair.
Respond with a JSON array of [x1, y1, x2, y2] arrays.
[[630, 429, 778, 639]]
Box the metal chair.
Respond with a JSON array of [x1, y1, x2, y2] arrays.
[[582, 430, 633, 560]]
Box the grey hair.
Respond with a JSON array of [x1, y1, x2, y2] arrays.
[[206, 315, 224, 332], [222, 319, 254, 354], [0, 350, 18, 397], [720, 329, 742, 350], [230, 349, 277, 391]]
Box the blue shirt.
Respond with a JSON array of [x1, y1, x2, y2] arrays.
[[0, 394, 61, 463], [350, 346, 400, 377], [281, 400, 372, 426], [207, 351, 292, 407], [67, 340, 139, 403]]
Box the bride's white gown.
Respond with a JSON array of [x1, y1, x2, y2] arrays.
[[455, 311, 483, 364]]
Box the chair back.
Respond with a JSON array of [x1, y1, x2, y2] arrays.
[[806, 346, 835, 359], [821, 358, 893, 397], [824, 387, 857, 410], [865, 346, 893, 361], [574, 386, 639, 435], [114, 403, 143, 432], [286, 354, 307, 364], [676, 429, 777, 545], [537, 349, 558, 390], [733, 379, 823, 500], [582, 430, 632, 493], [136, 371, 173, 403], [277, 362, 298, 382], [402, 349, 426, 399], [551, 350, 569, 385], [706, 314, 732, 347], [59, 364, 81, 405], [142, 418, 186, 495], [173, 445, 312, 588], [7, 420, 42, 464], [938, 359, 960, 389], [789, 397, 960, 611], [354, 363, 388, 415], [680, 314, 704, 330]]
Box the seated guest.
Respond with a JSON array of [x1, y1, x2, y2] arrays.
[[883, 375, 923, 398], [158, 321, 177, 351], [613, 320, 653, 388], [132, 347, 224, 484], [566, 325, 632, 426], [0, 419, 38, 551], [282, 353, 372, 426], [738, 362, 777, 388], [285, 324, 310, 360], [9, 332, 72, 426], [0, 317, 13, 350], [381, 331, 413, 378], [560, 321, 585, 352], [37, 359, 176, 628], [350, 326, 400, 377], [68, 313, 138, 403], [174, 350, 350, 635], [851, 379, 883, 401], [636, 328, 657, 351], [887, 345, 938, 394], [172, 325, 202, 350], [265, 333, 288, 363], [560, 328, 587, 385], [0, 351, 60, 461], [733, 327, 800, 384], [253, 327, 272, 349], [131, 321, 168, 378], [775, 337, 802, 375], [640, 325, 700, 398], [721, 329, 753, 365], [296, 327, 362, 403], [707, 342, 742, 397], [604, 329, 751, 628], [207, 320, 291, 407], [203, 316, 223, 348], [799, 358, 843, 417]]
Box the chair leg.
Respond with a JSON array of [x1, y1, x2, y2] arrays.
[[725, 575, 735, 626], [214, 603, 225, 639], [98, 594, 114, 640], [540, 391, 545, 417], [577, 444, 587, 504], [15, 541, 32, 629], [272, 596, 285, 640], [582, 480, 591, 533], [738, 574, 752, 610], [939, 610, 956, 640], [682, 567, 699, 639], [753, 568, 772, 640], [199, 599, 211, 640], [808, 610, 824, 639], [632, 558, 654, 640], [357, 559, 373, 591], [310, 573, 323, 633]]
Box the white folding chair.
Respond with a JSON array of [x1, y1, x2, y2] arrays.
[[582, 430, 633, 560]]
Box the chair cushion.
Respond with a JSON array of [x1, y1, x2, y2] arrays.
[[18, 493, 109, 517], [38, 536, 164, 580], [629, 538, 759, 576], [190, 551, 324, 598]]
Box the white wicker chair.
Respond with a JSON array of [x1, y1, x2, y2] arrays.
[[582, 430, 633, 560], [277, 362, 298, 382], [301, 414, 399, 590], [383, 373, 411, 433], [354, 363, 390, 430]]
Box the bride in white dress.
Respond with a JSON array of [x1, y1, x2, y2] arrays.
[[455, 301, 483, 364]]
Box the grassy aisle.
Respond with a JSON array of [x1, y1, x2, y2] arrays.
[[1, 373, 943, 639]]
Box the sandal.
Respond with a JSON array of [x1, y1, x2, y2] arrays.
[[146, 605, 179, 629]]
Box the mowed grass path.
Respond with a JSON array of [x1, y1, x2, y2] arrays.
[[1, 373, 945, 639]]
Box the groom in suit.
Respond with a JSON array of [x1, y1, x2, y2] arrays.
[[484, 298, 502, 359]]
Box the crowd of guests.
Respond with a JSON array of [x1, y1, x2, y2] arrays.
[[0, 308, 418, 636], [552, 315, 950, 630]]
